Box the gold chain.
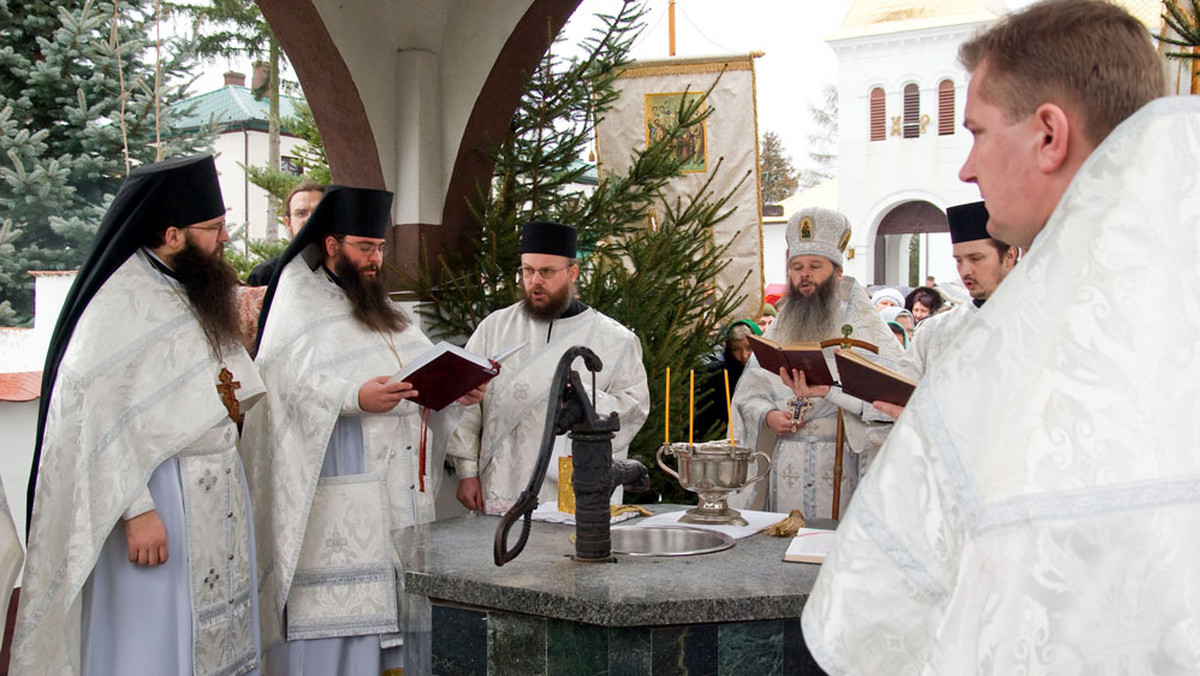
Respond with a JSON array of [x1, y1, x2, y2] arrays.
[[379, 329, 403, 369]]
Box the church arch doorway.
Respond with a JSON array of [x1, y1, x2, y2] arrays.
[[872, 200, 948, 286]]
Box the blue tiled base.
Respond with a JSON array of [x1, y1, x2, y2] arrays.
[[431, 604, 824, 676]]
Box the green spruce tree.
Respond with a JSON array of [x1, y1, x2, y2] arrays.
[[406, 0, 748, 502], [171, 0, 288, 240], [0, 0, 208, 325], [759, 130, 799, 204]]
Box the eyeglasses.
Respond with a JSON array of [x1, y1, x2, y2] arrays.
[[342, 241, 389, 257], [520, 265, 569, 280], [186, 222, 227, 234]]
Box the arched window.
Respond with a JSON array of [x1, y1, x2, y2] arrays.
[[903, 83, 920, 139], [869, 87, 885, 141], [938, 79, 955, 135]]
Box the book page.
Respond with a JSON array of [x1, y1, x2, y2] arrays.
[[783, 528, 836, 564], [388, 341, 492, 384]]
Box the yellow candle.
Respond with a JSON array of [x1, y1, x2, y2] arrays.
[[665, 367, 671, 444], [724, 369, 734, 445], [689, 370, 695, 445]]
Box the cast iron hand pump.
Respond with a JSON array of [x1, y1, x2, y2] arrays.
[[494, 346, 648, 566]]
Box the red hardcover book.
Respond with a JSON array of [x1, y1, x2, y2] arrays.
[[834, 350, 917, 407], [388, 342, 522, 411], [747, 334, 835, 387]]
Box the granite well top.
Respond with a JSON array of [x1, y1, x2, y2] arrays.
[[396, 506, 828, 627]]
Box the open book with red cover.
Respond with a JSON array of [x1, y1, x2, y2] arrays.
[[747, 334, 835, 387], [834, 350, 917, 407], [388, 342, 523, 411]]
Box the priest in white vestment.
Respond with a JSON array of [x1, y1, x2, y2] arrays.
[[729, 207, 902, 519], [448, 221, 650, 515], [14, 154, 265, 676], [801, 4, 1195, 673], [243, 186, 484, 676], [0, 477, 21, 640], [894, 201, 1017, 383]]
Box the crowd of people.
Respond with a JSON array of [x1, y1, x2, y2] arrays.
[[7, 0, 1200, 674]]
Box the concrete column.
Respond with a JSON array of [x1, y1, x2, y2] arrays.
[[393, 49, 443, 227]]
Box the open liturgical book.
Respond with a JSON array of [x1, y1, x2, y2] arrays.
[[388, 341, 524, 411], [783, 527, 836, 564], [834, 350, 917, 407], [746, 334, 835, 387]]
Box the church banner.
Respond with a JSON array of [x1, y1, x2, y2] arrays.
[[596, 53, 764, 320]]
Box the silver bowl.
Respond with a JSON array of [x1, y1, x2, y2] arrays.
[[657, 442, 770, 526], [610, 525, 734, 556]]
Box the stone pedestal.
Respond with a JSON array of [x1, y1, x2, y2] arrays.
[[396, 507, 829, 675]]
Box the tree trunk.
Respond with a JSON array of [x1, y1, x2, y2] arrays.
[[266, 36, 282, 242]]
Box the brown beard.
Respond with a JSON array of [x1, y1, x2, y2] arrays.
[[520, 281, 573, 321], [334, 251, 409, 333], [173, 239, 242, 351], [772, 274, 841, 344]]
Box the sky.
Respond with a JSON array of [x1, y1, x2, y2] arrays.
[[191, 0, 1034, 174], [191, 1, 857, 173], [563, 0, 859, 174]]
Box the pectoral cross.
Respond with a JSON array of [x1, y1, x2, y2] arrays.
[[787, 396, 812, 431], [217, 367, 243, 424]]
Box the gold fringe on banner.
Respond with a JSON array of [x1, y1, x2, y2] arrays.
[[618, 59, 753, 80]]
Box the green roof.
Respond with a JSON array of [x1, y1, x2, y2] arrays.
[[169, 85, 302, 133]]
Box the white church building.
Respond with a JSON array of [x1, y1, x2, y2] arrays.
[[831, 0, 1004, 287]]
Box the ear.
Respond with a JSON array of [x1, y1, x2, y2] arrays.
[[567, 262, 580, 284], [1003, 245, 1020, 269], [161, 226, 187, 253], [1033, 103, 1071, 174], [324, 235, 339, 258]]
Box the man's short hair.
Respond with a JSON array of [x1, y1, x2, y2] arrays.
[[959, 0, 1164, 147], [985, 238, 1015, 259], [285, 179, 325, 216]]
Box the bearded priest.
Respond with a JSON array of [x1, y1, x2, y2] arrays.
[[729, 207, 902, 518], [448, 220, 650, 515], [243, 185, 484, 676], [14, 154, 266, 676]]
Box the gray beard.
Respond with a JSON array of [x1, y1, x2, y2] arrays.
[[771, 276, 841, 344]]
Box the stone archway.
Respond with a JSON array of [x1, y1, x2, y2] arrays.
[[872, 200, 947, 285], [255, 0, 582, 282]]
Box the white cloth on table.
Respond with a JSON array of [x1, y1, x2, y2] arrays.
[[626, 509, 788, 540]]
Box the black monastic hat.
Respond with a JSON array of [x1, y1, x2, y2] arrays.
[[28, 154, 225, 524], [947, 201, 991, 244], [520, 220, 577, 258], [255, 185, 394, 346]]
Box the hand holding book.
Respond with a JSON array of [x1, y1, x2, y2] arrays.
[[358, 376, 419, 413], [778, 366, 831, 399], [387, 341, 525, 411], [746, 335, 835, 387]]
